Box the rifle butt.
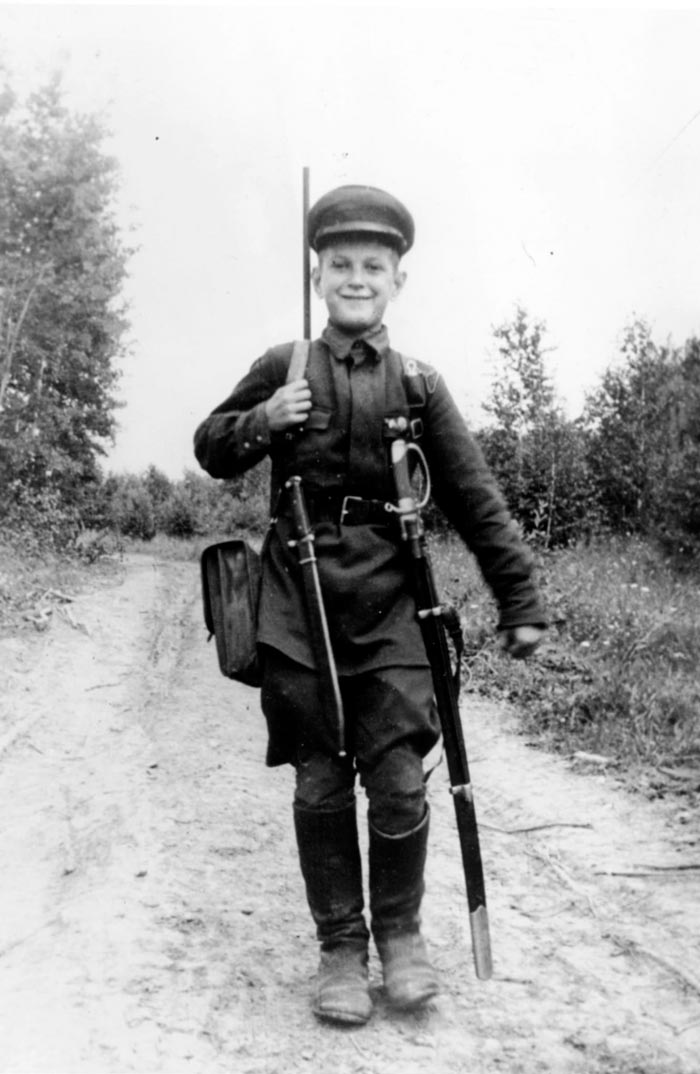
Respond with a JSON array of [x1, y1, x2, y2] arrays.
[[469, 904, 493, 980]]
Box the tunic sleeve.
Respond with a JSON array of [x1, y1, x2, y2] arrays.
[[422, 376, 547, 630], [193, 347, 290, 479]]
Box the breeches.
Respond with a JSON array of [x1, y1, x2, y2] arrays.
[[260, 647, 440, 835]]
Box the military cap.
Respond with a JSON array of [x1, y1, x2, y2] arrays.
[[308, 184, 415, 254]]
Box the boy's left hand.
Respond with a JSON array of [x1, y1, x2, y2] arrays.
[[499, 625, 545, 660]]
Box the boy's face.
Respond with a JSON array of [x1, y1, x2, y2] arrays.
[[312, 240, 406, 334]]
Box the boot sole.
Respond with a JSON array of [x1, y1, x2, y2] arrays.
[[386, 982, 439, 1011], [312, 1003, 371, 1026]]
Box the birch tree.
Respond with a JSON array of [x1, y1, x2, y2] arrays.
[[0, 75, 131, 515]]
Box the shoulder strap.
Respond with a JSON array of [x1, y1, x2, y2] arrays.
[[387, 351, 432, 440], [384, 350, 410, 415], [286, 339, 311, 383]]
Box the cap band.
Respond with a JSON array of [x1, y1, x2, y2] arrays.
[[313, 221, 407, 249]]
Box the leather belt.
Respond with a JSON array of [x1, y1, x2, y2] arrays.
[[339, 494, 394, 527], [285, 490, 394, 527]]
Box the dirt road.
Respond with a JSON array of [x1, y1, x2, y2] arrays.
[[0, 552, 698, 1074]]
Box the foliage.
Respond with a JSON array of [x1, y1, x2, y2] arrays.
[[584, 323, 700, 560], [483, 305, 556, 436], [431, 531, 700, 775], [0, 75, 131, 513], [102, 472, 157, 540], [0, 482, 82, 554], [478, 417, 602, 549], [223, 460, 271, 535], [93, 460, 271, 543], [143, 463, 173, 513], [649, 336, 700, 559], [583, 321, 672, 532], [479, 306, 600, 548], [479, 309, 700, 559]]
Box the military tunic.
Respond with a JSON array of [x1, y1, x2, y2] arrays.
[[194, 322, 546, 681]]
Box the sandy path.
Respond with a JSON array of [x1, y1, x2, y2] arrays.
[[0, 552, 698, 1074]]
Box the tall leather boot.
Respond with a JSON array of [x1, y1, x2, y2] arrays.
[[294, 803, 372, 1026], [369, 807, 439, 1010]]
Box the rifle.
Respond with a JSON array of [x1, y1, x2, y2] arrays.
[[283, 169, 347, 758], [386, 419, 493, 980], [302, 165, 311, 340]]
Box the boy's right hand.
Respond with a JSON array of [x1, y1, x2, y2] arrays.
[[265, 379, 312, 432]]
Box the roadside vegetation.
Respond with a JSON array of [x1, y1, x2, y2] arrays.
[[431, 533, 700, 780], [1, 74, 699, 796]]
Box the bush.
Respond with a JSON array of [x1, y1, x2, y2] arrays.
[[655, 442, 700, 563], [89, 466, 271, 542], [477, 416, 602, 549], [583, 326, 700, 562], [73, 528, 124, 562], [0, 483, 82, 554], [104, 475, 156, 541], [158, 486, 199, 538]]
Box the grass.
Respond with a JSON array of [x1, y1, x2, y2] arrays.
[[125, 532, 205, 561], [431, 531, 700, 776]]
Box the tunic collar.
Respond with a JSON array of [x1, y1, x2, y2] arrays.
[[321, 322, 390, 363]]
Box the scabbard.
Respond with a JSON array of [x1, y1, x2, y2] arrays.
[[285, 476, 346, 757], [413, 554, 492, 980], [388, 433, 492, 980]]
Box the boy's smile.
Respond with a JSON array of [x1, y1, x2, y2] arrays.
[[312, 241, 406, 335]]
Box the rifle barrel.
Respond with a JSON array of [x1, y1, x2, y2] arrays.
[[302, 166, 311, 340]]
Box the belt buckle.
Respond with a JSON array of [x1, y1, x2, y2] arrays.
[[340, 495, 363, 525]]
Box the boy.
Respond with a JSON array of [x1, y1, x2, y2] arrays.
[[194, 184, 546, 1026]]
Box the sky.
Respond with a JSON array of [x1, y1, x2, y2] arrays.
[[2, 3, 700, 478]]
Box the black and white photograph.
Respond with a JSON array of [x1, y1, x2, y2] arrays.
[[1, 5, 699, 1072]]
